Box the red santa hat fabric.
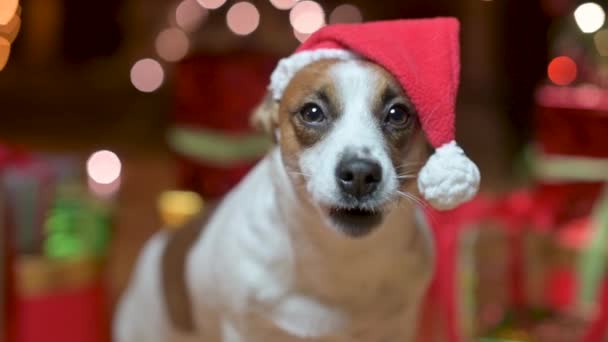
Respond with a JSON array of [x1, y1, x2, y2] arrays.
[[268, 18, 480, 210]]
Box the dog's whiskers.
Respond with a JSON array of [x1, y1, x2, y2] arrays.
[[289, 171, 311, 179], [396, 174, 416, 180], [396, 190, 428, 209], [396, 162, 424, 171]]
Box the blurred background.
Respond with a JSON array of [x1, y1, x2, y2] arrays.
[[1, 0, 608, 341]]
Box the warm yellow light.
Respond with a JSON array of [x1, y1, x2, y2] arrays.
[[176, 0, 208, 32], [158, 190, 204, 227], [130, 58, 165, 92], [329, 4, 362, 24], [594, 29, 608, 56], [0, 11, 20, 42], [226, 2, 260, 36], [0, 0, 18, 25], [290, 1, 325, 34], [197, 0, 226, 10], [0, 37, 9, 71], [155, 28, 190, 62], [269, 0, 298, 10], [86, 150, 122, 185], [574, 2, 606, 34]]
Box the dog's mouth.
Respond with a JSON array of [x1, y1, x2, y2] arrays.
[[328, 207, 384, 238]]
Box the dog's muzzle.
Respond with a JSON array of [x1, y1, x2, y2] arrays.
[[330, 156, 384, 237], [336, 156, 382, 200]]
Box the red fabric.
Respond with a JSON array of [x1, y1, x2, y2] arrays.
[[297, 18, 460, 148], [16, 282, 109, 342]]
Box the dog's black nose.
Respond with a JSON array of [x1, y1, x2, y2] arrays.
[[336, 157, 382, 198]]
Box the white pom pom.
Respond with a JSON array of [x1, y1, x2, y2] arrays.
[[417, 141, 480, 210]]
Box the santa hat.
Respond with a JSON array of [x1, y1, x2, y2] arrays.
[[268, 18, 480, 210]]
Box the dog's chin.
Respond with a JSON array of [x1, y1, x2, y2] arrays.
[[326, 206, 384, 238]]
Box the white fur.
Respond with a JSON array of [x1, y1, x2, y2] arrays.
[[269, 49, 357, 101], [115, 61, 435, 342], [271, 49, 480, 211], [299, 61, 398, 215], [417, 141, 480, 210], [115, 150, 433, 342]]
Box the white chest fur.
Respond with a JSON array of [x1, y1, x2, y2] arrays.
[[186, 149, 434, 341]]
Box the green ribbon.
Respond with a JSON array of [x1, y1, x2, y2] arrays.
[[167, 126, 272, 166], [577, 189, 608, 312], [528, 149, 608, 182], [527, 147, 608, 312]]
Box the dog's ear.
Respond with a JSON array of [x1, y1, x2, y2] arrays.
[[250, 92, 279, 141]]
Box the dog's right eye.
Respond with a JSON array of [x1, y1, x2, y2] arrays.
[[299, 103, 325, 124]]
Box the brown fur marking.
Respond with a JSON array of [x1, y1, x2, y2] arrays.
[[161, 202, 218, 332]]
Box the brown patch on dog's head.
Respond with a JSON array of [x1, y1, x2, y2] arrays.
[[252, 58, 432, 236], [277, 59, 342, 171]]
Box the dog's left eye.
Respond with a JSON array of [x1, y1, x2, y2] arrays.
[[385, 104, 411, 128], [299, 103, 326, 124]]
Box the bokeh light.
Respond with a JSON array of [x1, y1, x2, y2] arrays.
[[88, 176, 121, 198], [329, 4, 362, 24], [158, 190, 204, 227], [293, 28, 310, 43], [155, 28, 190, 62], [0, 37, 10, 71], [574, 2, 606, 34], [130, 58, 165, 92], [176, 0, 208, 32], [547, 56, 577, 86], [2, 12, 21, 43], [594, 29, 608, 56], [270, 0, 298, 10], [290, 1, 325, 34], [226, 2, 260, 36], [87, 150, 122, 185], [0, 0, 18, 25], [197, 0, 226, 10]]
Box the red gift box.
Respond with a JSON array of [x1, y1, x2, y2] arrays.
[[170, 51, 278, 199], [15, 257, 110, 342]]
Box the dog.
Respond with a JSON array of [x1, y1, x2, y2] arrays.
[[114, 18, 480, 342]]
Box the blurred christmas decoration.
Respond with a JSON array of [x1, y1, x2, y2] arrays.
[[158, 190, 204, 228], [169, 51, 275, 199], [0, 144, 115, 342], [420, 2, 608, 341], [0, 1, 20, 71]]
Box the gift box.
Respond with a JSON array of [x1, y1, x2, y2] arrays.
[[15, 256, 109, 342], [169, 51, 277, 199], [0, 146, 114, 342]]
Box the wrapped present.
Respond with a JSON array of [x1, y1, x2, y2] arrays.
[[169, 51, 276, 199], [0, 146, 114, 342], [15, 256, 109, 342]]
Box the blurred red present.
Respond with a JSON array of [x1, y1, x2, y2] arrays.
[[169, 51, 277, 199], [15, 256, 109, 342]]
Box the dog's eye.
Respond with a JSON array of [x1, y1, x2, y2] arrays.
[[385, 104, 411, 128], [299, 103, 325, 124]]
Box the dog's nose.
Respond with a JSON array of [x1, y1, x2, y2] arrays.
[[336, 157, 382, 198]]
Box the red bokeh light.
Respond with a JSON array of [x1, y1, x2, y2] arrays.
[[547, 56, 577, 86]]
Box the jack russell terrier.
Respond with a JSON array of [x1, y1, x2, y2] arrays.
[[114, 18, 480, 342]]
